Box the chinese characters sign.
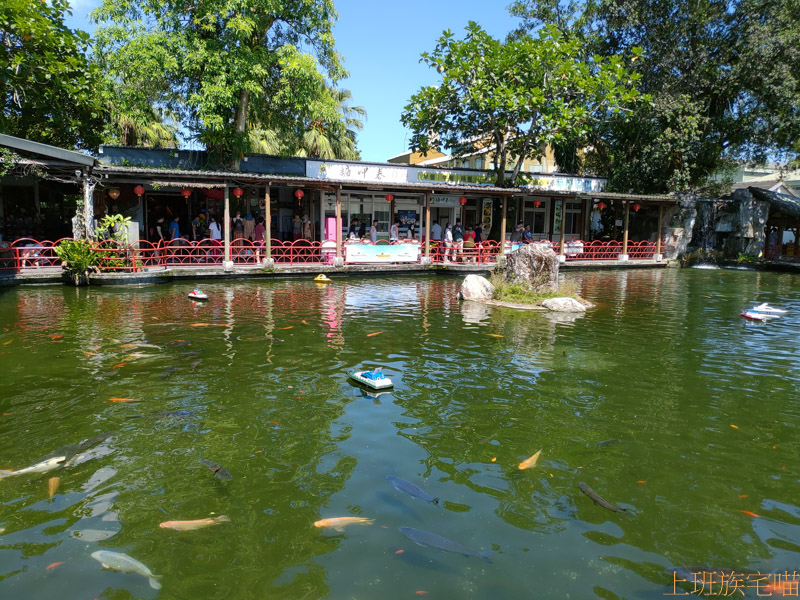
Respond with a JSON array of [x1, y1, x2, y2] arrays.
[[666, 569, 800, 596]]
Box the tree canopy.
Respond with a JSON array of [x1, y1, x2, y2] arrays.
[[510, 0, 800, 193], [92, 0, 357, 166], [1, 0, 106, 150], [400, 22, 644, 187]]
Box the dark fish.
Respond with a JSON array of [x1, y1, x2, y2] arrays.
[[181, 350, 203, 359], [160, 366, 178, 379], [201, 458, 232, 481], [578, 481, 627, 514], [596, 439, 621, 447], [265, 337, 284, 343], [386, 475, 439, 505], [97, 370, 118, 379], [190, 359, 202, 371], [398, 527, 491, 563]]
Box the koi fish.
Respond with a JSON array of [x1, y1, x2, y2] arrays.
[[112, 362, 127, 370], [49, 334, 63, 340], [46, 562, 64, 570], [119, 344, 136, 349], [190, 359, 202, 371], [201, 458, 232, 481], [366, 331, 383, 337], [160, 366, 178, 379], [189, 323, 208, 327], [738, 510, 759, 518], [91, 551, 161, 590], [0, 456, 66, 478], [159, 515, 230, 531], [386, 475, 439, 504], [518, 449, 542, 470], [578, 481, 627, 514], [280, 326, 294, 330], [48, 477, 60, 498], [313, 517, 374, 532], [108, 398, 138, 403], [398, 527, 491, 563], [486, 333, 504, 338]]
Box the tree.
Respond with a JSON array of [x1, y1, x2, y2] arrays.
[[401, 22, 644, 188], [0, 0, 106, 150], [93, 0, 350, 168], [105, 104, 180, 148], [510, 0, 800, 193]]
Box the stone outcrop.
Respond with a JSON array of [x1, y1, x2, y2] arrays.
[[458, 274, 495, 301], [503, 243, 559, 293], [541, 297, 587, 312]]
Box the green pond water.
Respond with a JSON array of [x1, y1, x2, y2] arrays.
[[0, 268, 799, 599]]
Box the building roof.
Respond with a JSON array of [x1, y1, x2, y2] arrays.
[[0, 133, 95, 167], [749, 187, 800, 218]]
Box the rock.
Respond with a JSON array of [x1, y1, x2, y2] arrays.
[[504, 243, 559, 293], [541, 297, 587, 312], [458, 274, 495, 301]]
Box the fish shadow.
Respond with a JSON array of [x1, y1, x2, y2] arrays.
[[375, 491, 424, 522]]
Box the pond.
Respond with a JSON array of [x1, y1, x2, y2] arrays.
[[0, 268, 798, 599]]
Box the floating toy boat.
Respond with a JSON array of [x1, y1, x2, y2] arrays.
[[750, 303, 787, 314], [348, 368, 393, 390], [314, 274, 332, 283], [740, 311, 767, 322], [188, 288, 208, 301]]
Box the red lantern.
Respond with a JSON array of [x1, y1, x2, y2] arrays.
[[459, 196, 467, 206], [181, 188, 191, 198], [233, 187, 243, 198], [385, 194, 394, 203], [533, 199, 542, 208], [597, 201, 606, 211], [294, 189, 305, 200], [632, 203, 641, 212], [133, 185, 145, 196]]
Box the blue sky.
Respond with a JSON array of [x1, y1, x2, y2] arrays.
[[64, 0, 519, 162]]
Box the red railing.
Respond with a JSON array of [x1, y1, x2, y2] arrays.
[[0, 237, 662, 274]]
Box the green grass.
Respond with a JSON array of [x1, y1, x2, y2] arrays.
[[489, 271, 581, 306]]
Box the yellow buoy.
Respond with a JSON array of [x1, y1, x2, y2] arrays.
[[314, 274, 332, 283]]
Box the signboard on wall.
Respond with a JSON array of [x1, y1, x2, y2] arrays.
[[345, 243, 420, 264], [430, 196, 462, 207], [552, 200, 563, 235], [308, 161, 408, 184], [481, 198, 493, 232], [519, 174, 606, 193]]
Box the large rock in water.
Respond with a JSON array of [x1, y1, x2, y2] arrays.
[[458, 274, 495, 301], [504, 243, 559, 293], [541, 297, 586, 312]]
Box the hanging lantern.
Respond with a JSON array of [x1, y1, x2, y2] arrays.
[[459, 196, 467, 206], [233, 187, 244, 198], [597, 201, 606, 211], [533, 199, 542, 208], [632, 203, 641, 212], [294, 189, 305, 200], [133, 185, 145, 197], [107, 188, 120, 200], [180, 188, 191, 199], [385, 194, 394, 203]]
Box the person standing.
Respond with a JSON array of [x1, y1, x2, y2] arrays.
[[232, 211, 244, 240], [302, 215, 312, 240], [452, 218, 464, 261], [370, 220, 378, 243], [243, 213, 255, 241], [407, 222, 416, 240], [291, 215, 302, 241], [254, 217, 266, 243], [431, 220, 442, 242], [390, 220, 399, 241], [358, 221, 367, 239], [208, 217, 222, 241], [169, 216, 180, 240], [348, 218, 358, 239], [474, 223, 483, 244]]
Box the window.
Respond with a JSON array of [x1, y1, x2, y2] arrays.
[[564, 201, 583, 237], [474, 159, 481, 169]]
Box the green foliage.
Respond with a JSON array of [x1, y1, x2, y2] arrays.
[[510, 0, 800, 193], [53, 239, 100, 284], [401, 22, 644, 188], [0, 148, 20, 177], [0, 0, 106, 150], [96, 213, 132, 243], [93, 0, 355, 167], [490, 270, 580, 305]]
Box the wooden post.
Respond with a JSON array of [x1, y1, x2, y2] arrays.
[[559, 199, 566, 256], [500, 196, 508, 249], [656, 204, 663, 258], [223, 182, 231, 264], [265, 185, 272, 260], [335, 186, 342, 260], [424, 192, 431, 259], [622, 200, 630, 256]]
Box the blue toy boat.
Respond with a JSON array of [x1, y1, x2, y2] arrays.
[[348, 368, 393, 390]]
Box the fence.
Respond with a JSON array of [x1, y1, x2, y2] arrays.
[[1, 237, 661, 274]]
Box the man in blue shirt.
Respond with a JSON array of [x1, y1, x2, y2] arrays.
[[169, 216, 180, 240]]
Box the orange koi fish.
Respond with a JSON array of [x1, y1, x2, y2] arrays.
[[159, 515, 231, 531], [48, 477, 60, 498], [46, 562, 64, 570], [518, 449, 542, 470], [739, 510, 759, 518], [189, 323, 208, 327], [112, 362, 127, 370], [120, 344, 136, 349], [280, 326, 294, 330], [313, 517, 374, 532], [366, 331, 383, 337], [108, 398, 138, 403], [49, 334, 63, 340], [486, 333, 504, 338]]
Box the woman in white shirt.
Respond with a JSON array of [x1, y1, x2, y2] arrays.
[[444, 222, 453, 262], [390, 220, 399, 241], [209, 217, 222, 240]]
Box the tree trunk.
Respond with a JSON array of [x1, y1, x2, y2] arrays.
[[230, 89, 250, 170]]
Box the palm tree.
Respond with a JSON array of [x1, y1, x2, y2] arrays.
[[107, 104, 179, 148], [296, 86, 366, 160]]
